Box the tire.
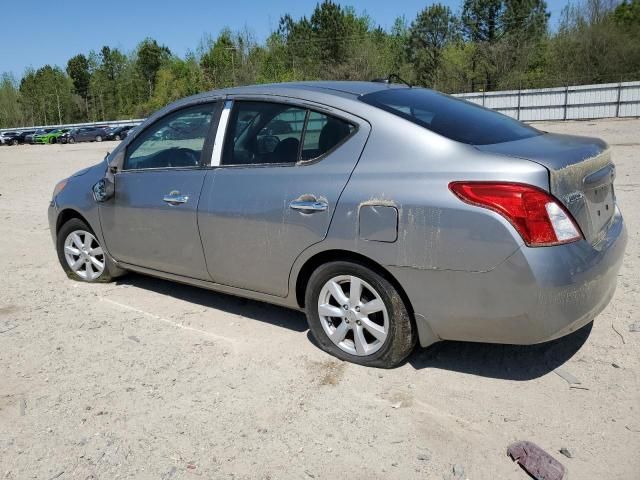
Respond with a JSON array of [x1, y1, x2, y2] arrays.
[[12, 139, 19, 146], [305, 261, 416, 368], [56, 218, 116, 283], [95, 135, 102, 142], [68, 137, 75, 144], [49, 137, 55, 144], [115, 134, 121, 141]]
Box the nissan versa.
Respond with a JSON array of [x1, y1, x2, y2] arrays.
[[48, 81, 627, 368]]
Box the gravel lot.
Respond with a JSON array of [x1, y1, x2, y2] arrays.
[[1, 118, 639, 480]]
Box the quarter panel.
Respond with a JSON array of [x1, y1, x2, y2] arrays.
[[325, 118, 550, 273]]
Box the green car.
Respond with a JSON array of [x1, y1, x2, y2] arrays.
[[33, 128, 69, 144]]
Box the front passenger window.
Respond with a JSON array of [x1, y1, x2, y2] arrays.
[[124, 103, 215, 170]]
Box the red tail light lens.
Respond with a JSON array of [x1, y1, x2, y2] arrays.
[[449, 182, 582, 247]]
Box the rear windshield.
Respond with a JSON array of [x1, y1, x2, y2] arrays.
[[360, 88, 540, 145]]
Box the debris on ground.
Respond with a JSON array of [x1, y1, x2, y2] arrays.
[[507, 441, 566, 480], [452, 464, 465, 479], [559, 447, 573, 459], [553, 367, 581, 386], [629, 323, 640, 332], [417, 452, 431, 461]]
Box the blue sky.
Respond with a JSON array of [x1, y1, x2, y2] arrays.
[[6, 0, 568, 78]]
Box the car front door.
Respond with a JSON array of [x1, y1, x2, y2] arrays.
[[198, 99, 370, 297], [99, 101, 220, 279]]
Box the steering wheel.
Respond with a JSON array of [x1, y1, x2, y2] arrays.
[[165, 148, 200, 167]]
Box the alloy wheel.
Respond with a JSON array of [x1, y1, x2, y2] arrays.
[[317, 275, 389, 356], [63, 230, 105, 280]]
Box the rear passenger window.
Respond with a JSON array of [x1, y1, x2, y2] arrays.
[[223, 102, 306, 165], [222, 101, 355, 166], [301, 111, 354, 161]]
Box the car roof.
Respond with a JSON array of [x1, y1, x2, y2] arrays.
[[225, 81, 406, 96], [182, 80, 409, 105]]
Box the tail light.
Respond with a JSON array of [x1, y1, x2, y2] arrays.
[[449, 182, 582, 247]]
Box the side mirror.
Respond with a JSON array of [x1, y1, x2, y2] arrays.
[[108, 149, 124, 172], [92, 177, 114, 202]]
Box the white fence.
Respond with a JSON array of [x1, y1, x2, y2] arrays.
[[454, 81, 640, 121]]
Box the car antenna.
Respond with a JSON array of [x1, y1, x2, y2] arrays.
[[371, 74, 412, 88], [388, 73, 412, 88]]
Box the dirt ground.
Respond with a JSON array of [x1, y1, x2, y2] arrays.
[[0, 118, 638, 480]]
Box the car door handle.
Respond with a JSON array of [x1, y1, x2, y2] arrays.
[[163, 193, 189, 205], [289, 200, 328, 213]]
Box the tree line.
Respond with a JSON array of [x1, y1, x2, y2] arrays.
[[1, 0, 639, 129]]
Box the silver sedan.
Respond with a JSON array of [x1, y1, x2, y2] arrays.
[[48, 81, 626, 368]]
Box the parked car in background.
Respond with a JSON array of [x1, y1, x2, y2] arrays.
[[3, 130, 36, 145], [105, 125, 134, 141], [0, 131, 17, 145], [48, 81, 626, 368], [34, 128, 70, 144], [62, 126, 110, 144], [26, 128, 57, 144]]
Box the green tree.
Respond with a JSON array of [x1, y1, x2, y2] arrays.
[[66, 54, 91, 115], [409, 4, 459, 87], [613, 0, 640, 31], [200, 30, 236, 88], [89, 46, 129, 120], [0, 73, 23, 128], [18, 66, 75, 125], [462, 0, 504, 42], [136, 38, 171, 97], [147, 55, 204, 111]]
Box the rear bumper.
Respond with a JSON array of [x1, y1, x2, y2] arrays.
[[393, 208, 627, 346]]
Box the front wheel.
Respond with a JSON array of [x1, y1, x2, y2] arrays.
[[68, 137, 75, 144], [305, 261, 416, 368], [56, 218, 114, 282], [95, 135, 102, 142], [12, 139, 19, 146]]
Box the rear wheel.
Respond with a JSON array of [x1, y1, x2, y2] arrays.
[[95, 135, 103, 142], [305, 261, 416, 368], [68, 137, 75, 144], [12, 139, 18, 146], [115, 134, 121, 141], [56, 218, 115, 282]]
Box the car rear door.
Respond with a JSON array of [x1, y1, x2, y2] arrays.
[[99, 101, 221, 279], [198, 98, 370, 297]]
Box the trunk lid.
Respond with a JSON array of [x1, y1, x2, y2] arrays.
[[477, 133, 616, 245]]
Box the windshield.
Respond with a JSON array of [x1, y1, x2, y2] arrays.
[[359, 88, 540, 145]]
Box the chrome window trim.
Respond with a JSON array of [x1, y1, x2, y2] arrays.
[[210, 100, 233, 167]]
